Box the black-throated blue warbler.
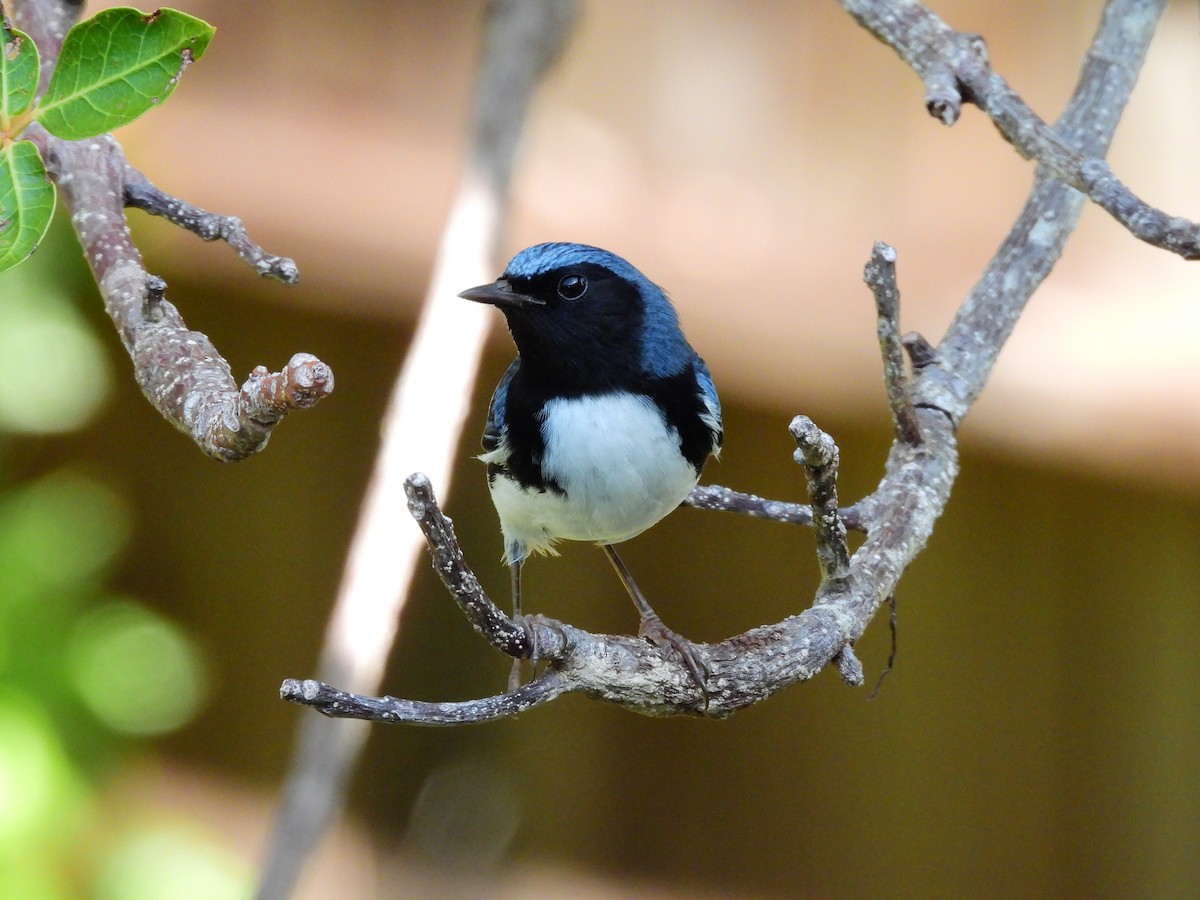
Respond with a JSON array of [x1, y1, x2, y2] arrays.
[[459, 243, 722, 689]]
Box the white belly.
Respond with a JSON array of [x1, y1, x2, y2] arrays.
[[489, 392, 700, 561]]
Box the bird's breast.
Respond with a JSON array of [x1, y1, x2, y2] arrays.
[[489, 391, 700, 555]]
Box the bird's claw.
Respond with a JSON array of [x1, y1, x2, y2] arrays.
[[638, 613, 709, 699], [506, 644, 540, 692]]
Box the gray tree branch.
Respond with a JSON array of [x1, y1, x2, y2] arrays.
[[282, 0, 1169, 723], [13, 0, 331, 461], [839, 0, 1196, 260]]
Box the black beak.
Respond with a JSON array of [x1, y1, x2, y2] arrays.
[[457, 278, 544, 310]]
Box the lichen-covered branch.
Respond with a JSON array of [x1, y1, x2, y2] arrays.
[[13, 1, 330, 461], [284, 396, 955, 722], [284, 403, 954, 722], [838, 0, 1193, 259]]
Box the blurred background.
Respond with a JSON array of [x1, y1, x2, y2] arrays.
[[3, 0, 1199, 897]]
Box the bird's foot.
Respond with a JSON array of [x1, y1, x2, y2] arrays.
[[638, 613, 709, 698]]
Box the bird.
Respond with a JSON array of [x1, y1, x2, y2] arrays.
[[458, 242, 722, 691]]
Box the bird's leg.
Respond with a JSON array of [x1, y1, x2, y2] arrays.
[[507, 558, 530, 692], [510, 558, 523, 618], [603, 545, 708, 694]]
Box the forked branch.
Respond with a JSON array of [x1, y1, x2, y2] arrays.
[[838, 0, 1195, 259]]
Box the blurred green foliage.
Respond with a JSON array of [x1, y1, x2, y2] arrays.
[[0, 217, 244, 899]]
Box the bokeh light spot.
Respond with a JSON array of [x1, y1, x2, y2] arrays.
[[0, 270, 110, 435], [0, 471, 131, 601], [68, 601, 208, 736], [0, 690, 85, 844], [92, 826, 249, 900], [405, 758, 520, 868]]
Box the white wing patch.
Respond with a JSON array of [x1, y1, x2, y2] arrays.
[[694, 359, 723, 459], [478, 442, 508, 466], [699, 392, 722, 459]]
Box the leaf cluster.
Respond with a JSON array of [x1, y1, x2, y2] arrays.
[[0, 6, 213, 273]]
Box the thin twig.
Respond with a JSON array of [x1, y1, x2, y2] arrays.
[[406, 473, 540, 660], [280, 672, 568, 726], [683, 484, 870, 531], [867, 593, 897, 700], [864, 241, 921, 445], [123, 165, 300, 283], [790, 416, 851, 584]]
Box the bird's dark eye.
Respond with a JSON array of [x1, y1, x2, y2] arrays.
[[557, 274, 588, 301]]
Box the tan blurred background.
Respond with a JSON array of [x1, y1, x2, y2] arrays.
[[3, 1, 1199, 897]]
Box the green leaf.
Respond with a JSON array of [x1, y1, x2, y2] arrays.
[[37, 7, 214, 141], [2, 18, 41, 128], [0, 140, 56, 273]]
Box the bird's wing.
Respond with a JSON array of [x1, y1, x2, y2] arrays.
[[693, 356, 723, 454], [482, 357, 521, 457]]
